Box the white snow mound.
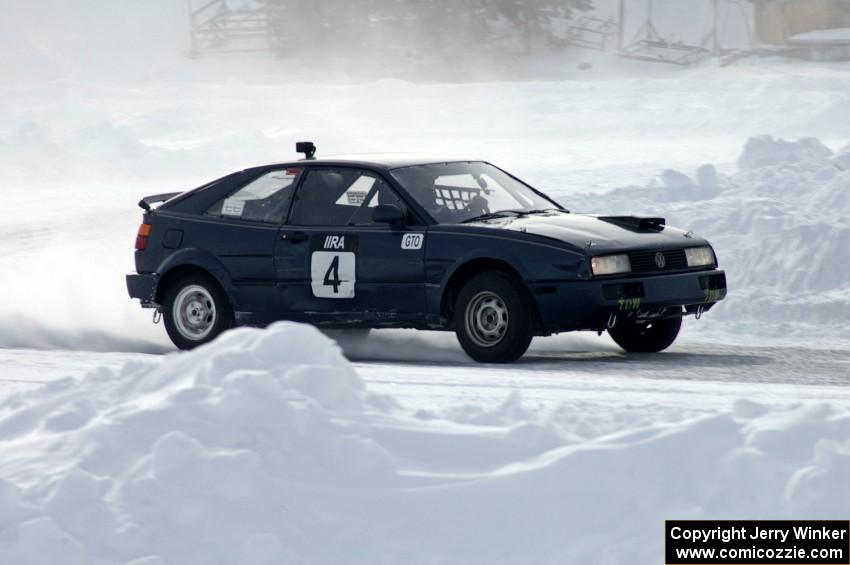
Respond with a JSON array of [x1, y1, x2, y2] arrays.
[[1, 322, 850, 564], [570, 135, 850, 335]]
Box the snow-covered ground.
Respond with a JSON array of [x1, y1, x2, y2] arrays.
[[5, 335, 850, 419], [2, 8, 850, 561], [1, 325, 849, 565]]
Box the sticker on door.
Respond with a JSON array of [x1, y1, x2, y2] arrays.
[[401, 233, 424, 250], [310, 235, 357, 299]]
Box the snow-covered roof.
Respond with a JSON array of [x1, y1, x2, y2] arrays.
[[789, 27, 850, 45]]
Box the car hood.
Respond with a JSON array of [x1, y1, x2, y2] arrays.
[[463, 211, 705, 252]]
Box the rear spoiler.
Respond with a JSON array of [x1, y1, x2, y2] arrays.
[[598, 216, 666, 231], [138, 192, 182, 211]]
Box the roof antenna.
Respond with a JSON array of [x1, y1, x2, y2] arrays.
[[296, 141, 316, 160]]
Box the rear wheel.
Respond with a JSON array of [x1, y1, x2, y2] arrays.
[[162, 273, 233, 350], [608, 315, 681, 353], [453, 272, 534, 363]]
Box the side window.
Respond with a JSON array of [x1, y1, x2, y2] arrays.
[[289, 168, 406, 226], [206, 168, 301, 224], [348, 178, 406, 226]]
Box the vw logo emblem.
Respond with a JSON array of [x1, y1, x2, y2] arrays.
[[654, 252, 666, 269]]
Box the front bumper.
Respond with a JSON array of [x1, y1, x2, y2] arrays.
[[126, 273, 160, 307], [531, 269, 727, 331]]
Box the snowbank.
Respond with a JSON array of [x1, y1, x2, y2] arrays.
[[570, 135, 850, 335], [0, 322, 848, 564]]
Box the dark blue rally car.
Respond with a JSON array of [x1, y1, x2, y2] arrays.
[[127, 142, 727, 362]]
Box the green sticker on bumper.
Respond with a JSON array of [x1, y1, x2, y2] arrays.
[[618, 297, 642, 311]]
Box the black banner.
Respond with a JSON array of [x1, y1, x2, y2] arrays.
[[666, 520, 850, 565]]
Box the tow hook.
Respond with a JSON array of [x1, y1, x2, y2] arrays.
[[607, 313, 617, 329], [695, 305, 704, 320], [153, 308, 162, 325]]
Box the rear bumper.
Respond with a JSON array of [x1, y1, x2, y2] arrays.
[[126, 273, 159, 307], [531, 269, 727, 331]]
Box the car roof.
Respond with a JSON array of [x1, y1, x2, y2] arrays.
[[260, 153, 483, 171]]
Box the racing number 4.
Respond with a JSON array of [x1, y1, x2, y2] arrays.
[[311, 251, 355, 299], [323, 255, 341, 294]]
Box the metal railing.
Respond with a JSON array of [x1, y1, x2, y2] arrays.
[[564, 16, 618, 52], [188, 0, 272, 54]]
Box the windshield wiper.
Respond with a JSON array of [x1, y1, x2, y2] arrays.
[[459, 208, 563, 224], [516, 209, 559, 216], [460, 208, 561, 224], [459, 210, 523, 224]]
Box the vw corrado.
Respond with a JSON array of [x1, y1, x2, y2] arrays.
[[127, 143, 727, 363]]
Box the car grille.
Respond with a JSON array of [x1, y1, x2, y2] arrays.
[[628, 248, 689, 273]]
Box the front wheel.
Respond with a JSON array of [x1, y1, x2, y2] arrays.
[[608, 315, 681, 353], [162, 273, 233, 350], [453, 272, 534, 363]]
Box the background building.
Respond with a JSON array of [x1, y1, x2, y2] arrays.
[[754, 0, 850, 45]]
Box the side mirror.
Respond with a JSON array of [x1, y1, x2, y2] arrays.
[[372, 204, 405, 224]]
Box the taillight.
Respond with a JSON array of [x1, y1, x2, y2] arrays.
[[135, 223, 152, 250]]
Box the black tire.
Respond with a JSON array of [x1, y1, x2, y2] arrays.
[[608, 315, 682, 353], [453, 272, 534, 363], [162, 273, 234, 350]]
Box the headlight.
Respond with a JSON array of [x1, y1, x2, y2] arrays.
[[685, 246, 716, 267], [591, 254, 631, 276]]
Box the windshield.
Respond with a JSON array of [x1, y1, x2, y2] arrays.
[[390, 162, 560, 224]]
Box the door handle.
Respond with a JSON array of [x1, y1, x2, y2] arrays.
[[281, 231, 309, 243]]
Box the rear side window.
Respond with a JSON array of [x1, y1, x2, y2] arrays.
[[289, 168, 407, 226], [206, 168, 301, 224]]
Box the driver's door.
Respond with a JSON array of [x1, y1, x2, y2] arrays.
[[274, 167, 427, 325]]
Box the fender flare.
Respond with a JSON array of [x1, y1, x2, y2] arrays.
[[438, 248, 531, 289], [432, 248, 533, 324], [154, 248, 237, 306]]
